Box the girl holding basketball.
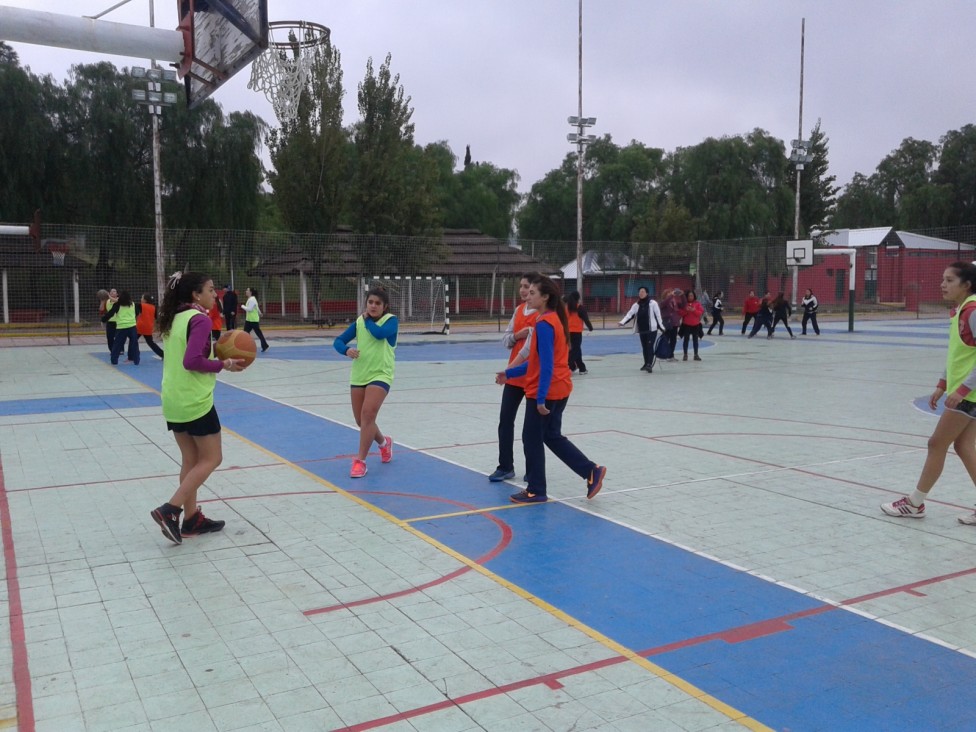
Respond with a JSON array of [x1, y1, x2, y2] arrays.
[[882, 262, 976, 524], [150, 272, 244, 545], [333, 286, 398, 478], [496, 274, 606, 504]]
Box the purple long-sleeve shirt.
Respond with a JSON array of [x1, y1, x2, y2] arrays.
[[182, 308, 223, 373]]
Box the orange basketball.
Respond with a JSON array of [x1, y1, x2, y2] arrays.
[[214, 329, 257, 368]]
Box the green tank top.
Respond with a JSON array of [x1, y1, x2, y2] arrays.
[[115, 303, 136, 330], [350, 313, 396, 386], [161, 309, 216, 422], [947, 294, 976, 402]]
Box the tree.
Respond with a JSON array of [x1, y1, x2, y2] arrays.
[[268, 30, 348, 234], [832, 173, 886, 228], [350, 53, 439, 273], [0, 44, 62, 222], [445, 160, 520, 239], [669, 129, 793, 239], [935, 125, 976, 227]]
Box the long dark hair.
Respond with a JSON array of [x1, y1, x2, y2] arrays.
[[564, 290, 581, 313], [772, 292, 786, 309], [529, 274, 569, 340], [158, 272, 210, 336], [117, 291, 133, 307]]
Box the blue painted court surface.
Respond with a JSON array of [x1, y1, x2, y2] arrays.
[[2, 320, 976, 730]]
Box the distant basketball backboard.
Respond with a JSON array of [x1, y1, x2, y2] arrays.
[[786, 239, 813, 267], [178, 0, 268, 108]]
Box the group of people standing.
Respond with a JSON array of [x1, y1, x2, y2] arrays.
[[98, 283, 269, 366], [618, 286, 709, 369], [742, 289, 820, 338]]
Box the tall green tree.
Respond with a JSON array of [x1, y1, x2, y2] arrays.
[[935, 125, 976, 227], [0, 44, 63, 222], [444, 159, 520, 239], [350, 53, 439, 273]]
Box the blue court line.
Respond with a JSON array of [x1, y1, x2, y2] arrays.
[[0, 392, 159, 416], [26, 350, 976, 729]]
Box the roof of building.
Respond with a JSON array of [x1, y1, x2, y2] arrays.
[[250, 229, 561, 278], [823, 227, 974, 251]]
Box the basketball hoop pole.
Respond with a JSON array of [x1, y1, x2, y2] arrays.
[[0, 6, 183, 64]]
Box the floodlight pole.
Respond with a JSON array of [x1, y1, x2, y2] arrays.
[[567, 0, 596, 298], [149, 0, 165, 304]]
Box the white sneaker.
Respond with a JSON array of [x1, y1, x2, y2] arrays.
[[958, 508, 976, 525], [881, 497, 925, 518]]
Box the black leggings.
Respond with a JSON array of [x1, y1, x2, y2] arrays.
[[141, 334, 164, 358], [568, 332, 586, 372], [244, 321, 269, 350], [707, 313, 724, 334]]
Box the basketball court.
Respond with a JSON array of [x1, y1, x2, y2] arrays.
[[2, 320, 976, 730]]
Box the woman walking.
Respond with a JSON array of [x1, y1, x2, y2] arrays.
[[801, 289, 820, 335], [770, 292, 796, 339], [679, 290, 705, 361], [618, 286, 663, 372], [150, 272, 244, 545], [496, 274, 606, 504], [882, 262, 976, 523], [242, 286, 270, 352], [137, 293, 165, 359], [706, 290, 725, 335], [333, 286, 398, 478], [565, 291, 593, 374]]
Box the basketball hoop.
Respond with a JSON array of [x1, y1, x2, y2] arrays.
[[247, 20, 331, 127], [49, 244, 68, 267]]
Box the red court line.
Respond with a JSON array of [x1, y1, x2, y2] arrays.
[[0, 456, 35, 731], [304, 491, 514, 616]]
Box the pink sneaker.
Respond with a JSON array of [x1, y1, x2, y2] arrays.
[[379, 436, 393, 463], [350, 459, 367, 478]]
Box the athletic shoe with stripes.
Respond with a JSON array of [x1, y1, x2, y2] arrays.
[[379, 436, 393, 463], [880, 497, 925, 518], [958, 508, 976, 525], [181, 508, 225, 536]]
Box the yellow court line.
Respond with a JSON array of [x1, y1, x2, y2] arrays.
[[232, 430, 772, 731], [93, 361, 770, 731]]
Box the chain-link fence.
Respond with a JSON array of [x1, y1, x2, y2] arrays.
[[2, 224, 975, 335]]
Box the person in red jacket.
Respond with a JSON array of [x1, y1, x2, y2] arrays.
[[680, 290, 705, 361], [496, 274, 606, 504], [741, 290, 761, 334]]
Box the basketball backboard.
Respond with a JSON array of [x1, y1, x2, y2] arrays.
[[178, 0, 268, 108], [786, 239, 813, 267]]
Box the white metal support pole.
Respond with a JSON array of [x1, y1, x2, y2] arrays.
[[72, 269, 80, 323], [2, 269, 8, 324], [575, 0, 584, 299], [791, 18, 805, 307], [149, 0, 167, 304], [299, 271, 308, 319], [813, 247, 856, 332]]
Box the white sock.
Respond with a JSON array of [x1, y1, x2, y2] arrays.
[[910, 489, 927, 507]]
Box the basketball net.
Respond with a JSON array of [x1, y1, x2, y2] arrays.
[[248, 21, 331, 128], [50, 245, 67, 267]]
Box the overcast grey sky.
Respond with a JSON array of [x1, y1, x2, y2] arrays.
[[3, 0, 975, 193]]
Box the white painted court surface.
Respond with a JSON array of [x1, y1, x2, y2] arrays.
[[2, 319, 976, 731]]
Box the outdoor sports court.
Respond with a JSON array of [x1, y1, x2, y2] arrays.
[[3, 320, 976, 731]]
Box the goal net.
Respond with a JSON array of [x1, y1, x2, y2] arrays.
[[364, 276, 449, 334]]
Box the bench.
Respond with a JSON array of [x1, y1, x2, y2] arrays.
[[9, 309, 48, 323]]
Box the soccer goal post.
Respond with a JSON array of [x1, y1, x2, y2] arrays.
[[363, 276, 450, 335]]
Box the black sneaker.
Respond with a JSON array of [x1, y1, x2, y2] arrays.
[[151, 506, 183, 545], [181, 508, 226, 536]]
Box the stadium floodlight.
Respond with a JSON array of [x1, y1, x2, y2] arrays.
[[567, 133, 579, 142]]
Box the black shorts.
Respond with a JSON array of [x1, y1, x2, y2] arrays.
[[167, 405, 221, 436], [948, 400, 976, 419]]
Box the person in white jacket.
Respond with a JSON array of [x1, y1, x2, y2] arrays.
[[618, 287, 663, 372], [242, 287, 270, 352]]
